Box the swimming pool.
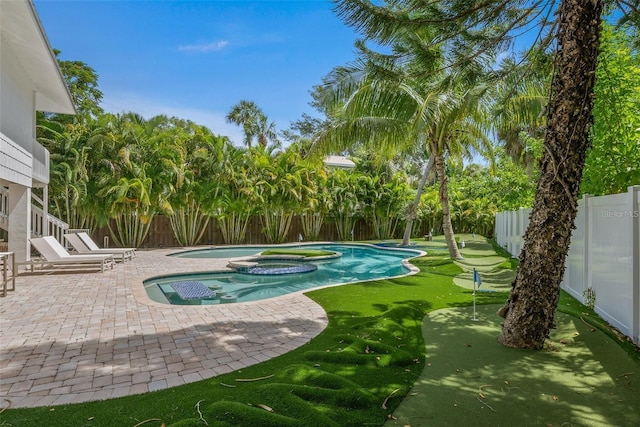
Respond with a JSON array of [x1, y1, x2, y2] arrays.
[[173, 246, 275, 259], [145, 243, 423, 305]]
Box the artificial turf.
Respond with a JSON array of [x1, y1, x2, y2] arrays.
[[2, 235, 638, 427], [386, 305, 640, 427]]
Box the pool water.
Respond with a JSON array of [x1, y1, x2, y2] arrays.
[[172, 246, 274, 259], [145, 244, 422, 305]]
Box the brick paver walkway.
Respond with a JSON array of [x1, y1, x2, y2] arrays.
[[0, 248, 328, 408]]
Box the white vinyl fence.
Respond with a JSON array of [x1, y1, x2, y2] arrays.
[[495, 185, 640, 344]]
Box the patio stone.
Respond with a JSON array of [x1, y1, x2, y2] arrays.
[[0, 248, 327, 408]]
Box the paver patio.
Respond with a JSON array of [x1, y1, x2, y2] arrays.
[[0, 248, 328, 408]]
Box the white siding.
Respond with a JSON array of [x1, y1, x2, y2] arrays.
[[0, 132, 32, 187], [0, 35, 36, 152]]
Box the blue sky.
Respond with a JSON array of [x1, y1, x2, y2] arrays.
[[34, 0, 361, 145]]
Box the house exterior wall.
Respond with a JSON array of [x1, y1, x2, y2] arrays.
[[1, 34, 37, 188], [1, 0, 74, 263], [0, 35, 36, 153]]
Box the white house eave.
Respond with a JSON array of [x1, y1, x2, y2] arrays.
[[1, 0, 75, 115], [324, 155, 356, 169]]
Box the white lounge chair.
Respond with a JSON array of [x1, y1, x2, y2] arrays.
[[64, 233, 134, 263], [25, 236, 115, 272], [77, 232, 137, 259]]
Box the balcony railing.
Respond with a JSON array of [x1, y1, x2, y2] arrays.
[[0, 186, 69, 245], [31, 193, 68, 244], [0, 131, 32, 187]]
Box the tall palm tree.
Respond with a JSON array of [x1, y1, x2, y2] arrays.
[[226, 100, 279, 149], [314, 30, 492, 258], [256, 114, 280, 149], [330, 0, 610, 349], [226, 100, 261, 148], [498, 0, 605, 349]]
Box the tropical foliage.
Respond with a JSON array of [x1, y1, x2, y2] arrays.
[[41, 4, 637, 266], [46, 105, 515, 245], [322, 0, 636, 350], [582, 24, 640, 196]]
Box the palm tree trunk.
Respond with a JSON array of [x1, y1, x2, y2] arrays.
[[431, 144, 462, 259], [498, 0, 604, 349], [402, 154, 435, 246]]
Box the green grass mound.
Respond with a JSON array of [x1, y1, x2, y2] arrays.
[[454, 255, 507, 270], [304, 334, 416, 367], [175, 367, 379, 427], [452, 237, 517, 292], [162, 303, 426, 427], [260, 248, 337, 257]]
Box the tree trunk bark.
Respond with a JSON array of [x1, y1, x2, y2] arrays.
[[431, 143, 462, 259], [402, 154, 435, 246], [498, 0, 604, 349]]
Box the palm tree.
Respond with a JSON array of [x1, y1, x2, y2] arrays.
[[162, 120, 231, 246], [103, 175, 155, 248], [314, 30, 493, 258], [331, 0, 611, 349], [213, 147, 257, 244], [37, 119, 91, 229], [250, 148, 315, 243], [226, 100, 261, 148], [96, 113, 172, 247], [498, 0, 605, 349], [226, 100, 279, 149], [292, 152, 327, 241], [256, 114, 280, 149], [492, 53, 550, 172], [372, 174, 411, 240], [326, 168, 362, 241], [416, 189, 441, 236], [37, 115, 121, 232]]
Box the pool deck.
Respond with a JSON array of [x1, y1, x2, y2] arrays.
[[0, 248, 328, 409]]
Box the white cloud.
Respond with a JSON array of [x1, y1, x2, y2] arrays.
[[178, 40, 229, 53], [100, 92, 245, 146]]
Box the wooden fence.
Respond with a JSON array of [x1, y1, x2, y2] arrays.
[[92, 215, 412, 249]]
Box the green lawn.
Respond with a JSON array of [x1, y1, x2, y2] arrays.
[[2, 235, 638, 427]]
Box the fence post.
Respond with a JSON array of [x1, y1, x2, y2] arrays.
[[518, 207, 526, 257], [583, 194, 591, 304], [508, 210, 515, 255], [630, 185, 639, 344]]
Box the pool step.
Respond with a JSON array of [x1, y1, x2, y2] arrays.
[[220, 294, 237, 303], [227, 260, 258, 270]]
